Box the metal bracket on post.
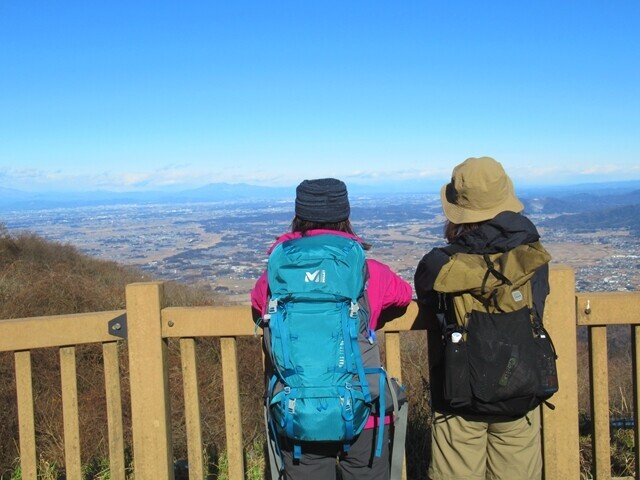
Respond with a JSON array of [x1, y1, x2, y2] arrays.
[[108, 313, 128, 339]]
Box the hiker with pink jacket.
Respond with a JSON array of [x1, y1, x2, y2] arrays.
[[252, 178, 412, 480]]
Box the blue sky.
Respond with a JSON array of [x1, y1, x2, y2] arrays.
[[1, 1, 639, 192]]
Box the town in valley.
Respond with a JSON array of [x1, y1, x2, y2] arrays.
[[2, 187, 639, 305]]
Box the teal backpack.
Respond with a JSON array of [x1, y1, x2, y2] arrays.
[[261, 234, 391, 471]]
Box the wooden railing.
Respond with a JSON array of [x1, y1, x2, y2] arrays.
[[575, 290, 640, 479], [1, 265, 639, 479]]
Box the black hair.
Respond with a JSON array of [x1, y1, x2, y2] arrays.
[[444, 220, 485, 244], [290, 216, 371, 250]]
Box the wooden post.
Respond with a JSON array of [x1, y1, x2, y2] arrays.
[[384, 331, 407, 480], [14, 351, 37, 480], [60, 346, 82, 479], [542, 266, 580, 478], [221, 337, 245, 480], [126, 282, 174, 479], [589, 326, 611, 479], [384, 332, 402, 382], [180, 338, 204, 480], [633, 326, 640, 480], [103, 341, 126, 480]]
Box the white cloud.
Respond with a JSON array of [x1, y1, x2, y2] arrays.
[[345, 167, 450, 183], [0, 165, 297, 192], [578, 164, 640, 176], [1, 160, 639, 193], [502, 162, 640, 184]]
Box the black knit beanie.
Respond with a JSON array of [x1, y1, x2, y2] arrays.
[[295, 178, 350, 223]]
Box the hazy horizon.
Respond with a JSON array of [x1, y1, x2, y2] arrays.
[[2, 177, 640, 196]]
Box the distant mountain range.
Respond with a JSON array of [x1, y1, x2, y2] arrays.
[[0, 181, 442, 211], [2, 180, 640, 219], [0, 183, 294, 211], [518, 185, 640, 233], [540, 204, 640, 232], [523, 188, 640, 214]]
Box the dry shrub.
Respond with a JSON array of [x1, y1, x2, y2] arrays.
[[396, 331, 432, 478], [577, 325, 635, 417], [0, 232, 143, 319], [0, 229, 228, 474], [0, 353, 18, 475], [576, 324, 636, 478]]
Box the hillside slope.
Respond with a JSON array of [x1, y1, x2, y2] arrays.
[[0, 225, 232, 476], [540, 204, 640, 233]]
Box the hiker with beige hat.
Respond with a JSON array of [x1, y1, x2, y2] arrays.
[[414, 157, 554, 480]]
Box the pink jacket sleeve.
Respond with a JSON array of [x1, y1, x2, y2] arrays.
[[364, 259, 412, 330], [251, 270, 268, 314]]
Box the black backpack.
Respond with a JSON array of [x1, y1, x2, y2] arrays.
[[433, 241, 558, 417]]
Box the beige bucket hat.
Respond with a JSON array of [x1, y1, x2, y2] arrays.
[[440, 156, 524, 224]]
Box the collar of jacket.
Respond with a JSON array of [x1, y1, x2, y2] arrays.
[[452, 211, 541, 255], [267, 229, 363, 254]]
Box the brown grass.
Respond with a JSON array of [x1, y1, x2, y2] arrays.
[[0, 226, 230, 475]]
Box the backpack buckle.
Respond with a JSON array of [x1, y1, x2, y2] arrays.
[[268, 298, 278, 313], [349, 301, 359, 318], [264, 298, 278, 322]]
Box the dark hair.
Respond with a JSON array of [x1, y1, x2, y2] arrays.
[[444, 220, 485, 243], [291, 216, 371, 250]]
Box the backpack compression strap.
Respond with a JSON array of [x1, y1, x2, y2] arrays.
[[388, 378, 408, 479], [265, 376, 285, 480], [363, 367, 387, 457], [344, 300, 372, 402], [481, 253, 513, 312]]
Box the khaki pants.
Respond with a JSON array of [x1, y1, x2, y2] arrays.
[[429, 408, 542, 480]]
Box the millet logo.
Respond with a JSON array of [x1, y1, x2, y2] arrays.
[[498, 357, 519, 386], [304, 270, 326, 283]]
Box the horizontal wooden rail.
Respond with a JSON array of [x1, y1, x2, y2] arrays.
[[0, 310, 126, 352], [162, 305, 256, 337], [576, 291, 640, 326], [162, 302, 423, 338]]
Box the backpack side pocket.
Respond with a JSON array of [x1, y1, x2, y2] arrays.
[[443, 339, 472, 408], [534, 334, 559, 398]]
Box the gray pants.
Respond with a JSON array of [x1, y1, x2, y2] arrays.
[[278, 427, 390, 480]]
